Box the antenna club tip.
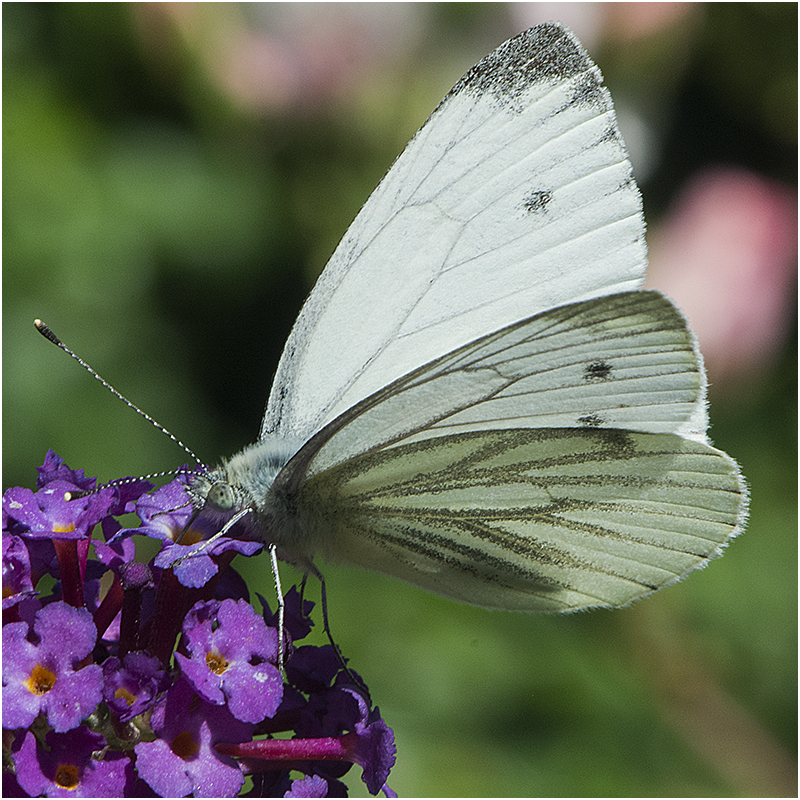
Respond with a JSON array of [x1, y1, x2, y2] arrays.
[[34, 319, 60, 345]]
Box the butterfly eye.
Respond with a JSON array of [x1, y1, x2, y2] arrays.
[[206, 482, 235, 511]]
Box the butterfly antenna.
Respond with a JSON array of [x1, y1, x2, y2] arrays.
[[34, 319, 202, 467]]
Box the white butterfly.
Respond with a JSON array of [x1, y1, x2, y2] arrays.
[[189, 22, 747, 614]]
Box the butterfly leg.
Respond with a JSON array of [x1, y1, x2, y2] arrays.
[[306, 563, 371, 704], [269, 543, 288, 676]]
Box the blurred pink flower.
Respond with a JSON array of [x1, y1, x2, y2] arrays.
[[511, 2, 698, 50], [645, 167, 797, 390], [135, 3, 423, 115]]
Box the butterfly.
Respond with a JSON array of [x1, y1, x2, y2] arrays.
[[187, 22, 747, 616]]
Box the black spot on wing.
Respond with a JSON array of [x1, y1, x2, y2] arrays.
[[584, 361, 613, 381], [578, 413, 605, 428], [449, 23, 593, 109], [522, 190, 553, 213]]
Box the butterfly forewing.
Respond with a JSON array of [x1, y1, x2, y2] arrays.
[[295, 428, 744, 612], [263, 24, 647, 444]]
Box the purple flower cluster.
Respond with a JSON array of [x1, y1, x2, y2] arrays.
[[2, 452, 396, 797]]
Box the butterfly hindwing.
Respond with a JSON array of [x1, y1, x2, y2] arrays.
[[296, 428, 744, 612]]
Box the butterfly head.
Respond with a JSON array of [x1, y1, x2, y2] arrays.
[[184, 437, 305, 542], [186, 466, 250, 522], [200, 476, 237, 513]]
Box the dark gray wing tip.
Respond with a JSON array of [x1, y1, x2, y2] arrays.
[[451, 22, 596, 103], [512, 22, 593, 80]]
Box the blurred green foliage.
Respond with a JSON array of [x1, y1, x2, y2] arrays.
[[4, 4, 796, 797]]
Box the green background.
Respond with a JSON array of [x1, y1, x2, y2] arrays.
[[4, 4, 796, 796]]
